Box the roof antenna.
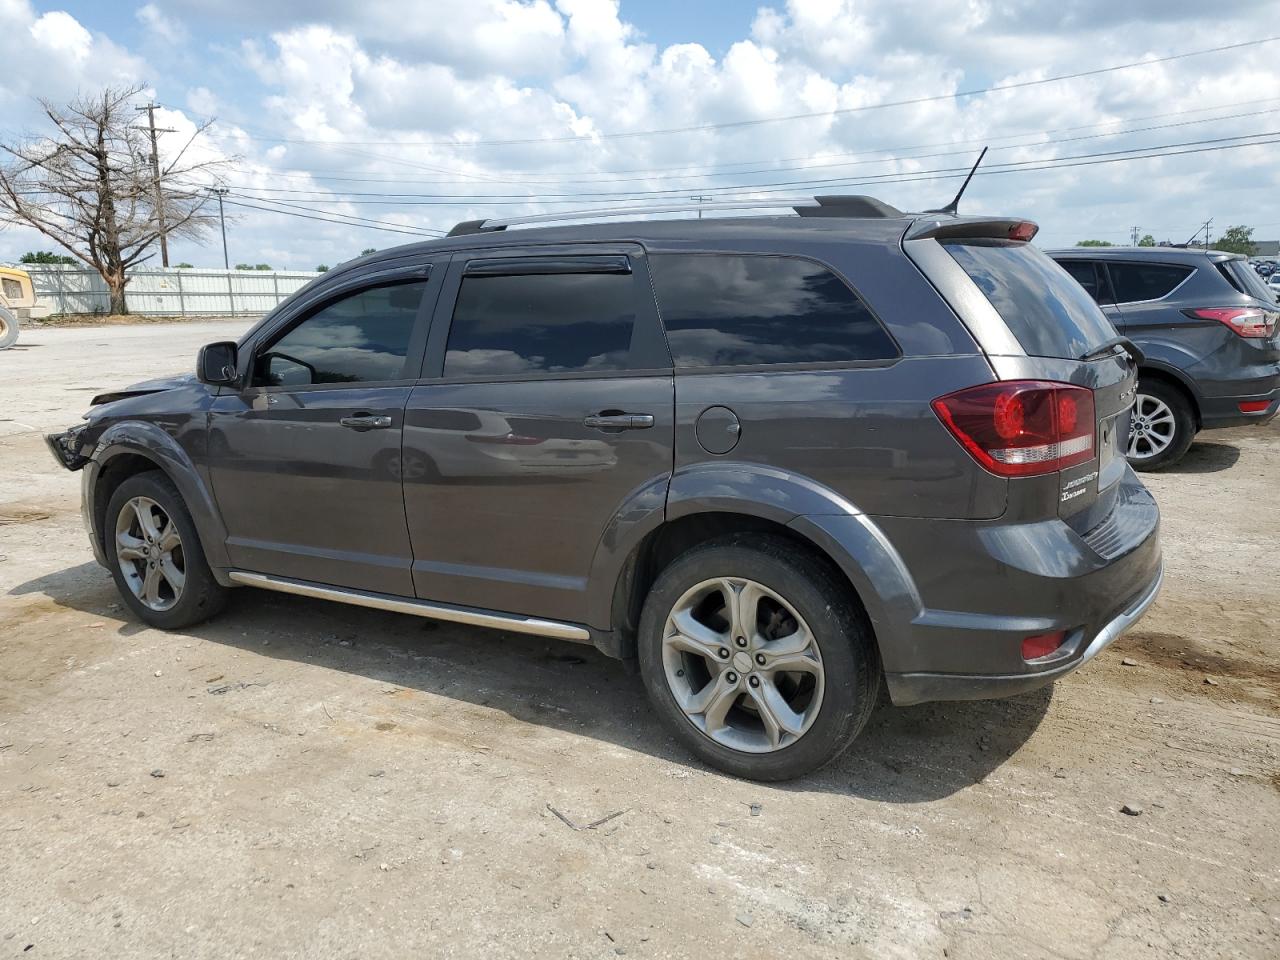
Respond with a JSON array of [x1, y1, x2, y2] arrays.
[[930, 146, 988, 216]]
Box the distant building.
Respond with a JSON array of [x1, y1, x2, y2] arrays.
[[1252, 240, 1279, 257]]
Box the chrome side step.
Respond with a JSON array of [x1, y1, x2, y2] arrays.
[[228, 571, 592, 643]]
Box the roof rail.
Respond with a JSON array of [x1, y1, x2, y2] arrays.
[[444, 194, 918, 236]]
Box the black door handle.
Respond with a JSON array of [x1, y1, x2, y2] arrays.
[[583, 413, 655, 430], [339, 413, 393, 430]]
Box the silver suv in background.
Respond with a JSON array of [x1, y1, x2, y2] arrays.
[[1050, 247, 1280, 469], [47, 197, 1163, 780]]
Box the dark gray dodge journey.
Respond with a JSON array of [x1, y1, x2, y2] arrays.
[[47, 196, 1163, 780]]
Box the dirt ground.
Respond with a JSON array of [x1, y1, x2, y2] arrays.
[[1, 321, 1277, 960]]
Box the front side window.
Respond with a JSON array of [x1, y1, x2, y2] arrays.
[[256, 281, 427, 386], [443, 271, 637, 378], [1106, 262, 1192, 303], [648, 254, 898, 368]]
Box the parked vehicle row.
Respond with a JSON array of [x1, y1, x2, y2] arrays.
[[1049, 247, 1280, 469]]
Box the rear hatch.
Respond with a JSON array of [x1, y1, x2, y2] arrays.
[[913, 228, 1137, 535]]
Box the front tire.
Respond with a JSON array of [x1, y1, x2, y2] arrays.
[[1126, 378, 1195, 471], [637, 534, 879, 781], [0, 306, 18, 349], [105, 471, 228, 629]]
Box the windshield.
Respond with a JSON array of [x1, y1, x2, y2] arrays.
[[942, 240, 1118, 358]]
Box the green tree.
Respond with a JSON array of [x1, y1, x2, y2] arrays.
[[315, 264, 329, 272], [234, 263, 252, 270], [174, 262, 193, 268], [254, 263, 272, 270], [1137, 235, 1155, 247], [360, 247, 377, 256], [1212, 225, 1256, 256], [1076, 240, 1114, 247], [20, 250, 77, 264]]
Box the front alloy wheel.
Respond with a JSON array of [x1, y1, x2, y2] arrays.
[[662, 577, 825, 754], [114, 495, 186, 611]]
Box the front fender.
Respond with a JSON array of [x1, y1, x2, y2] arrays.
[[90, 420, 231, 575]]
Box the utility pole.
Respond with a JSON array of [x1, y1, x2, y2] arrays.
[[1131, 225, 1139, 246], [135, 103, 176, 267], [212, 187, 229, 269], [690, 195, 712, 219]]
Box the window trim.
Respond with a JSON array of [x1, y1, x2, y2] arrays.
[[239, 264, 439, 392], [648, 250, 902, 371], [419, 243, 671, 382], [1099, 260, 1195, 307]]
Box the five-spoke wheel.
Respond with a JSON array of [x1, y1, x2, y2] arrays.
[[115, 496, 186, 611]]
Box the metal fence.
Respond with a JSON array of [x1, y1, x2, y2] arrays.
[[23, 265, 323, 316]]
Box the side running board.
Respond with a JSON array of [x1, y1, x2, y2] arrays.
[[228, 571, 592, 643]]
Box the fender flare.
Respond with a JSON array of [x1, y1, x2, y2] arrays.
[[90, 421, 231, 573], [584, 461, 921, 659]]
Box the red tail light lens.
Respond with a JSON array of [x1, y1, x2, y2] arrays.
[[1022, 631, 1067, 661], [1008, 221, 1039, 241], [1184, 307, 1278, 339], [931, 381, 1096, 477]]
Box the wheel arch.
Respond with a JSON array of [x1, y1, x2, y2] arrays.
[[89, 423, 231, 579], [1137, 362, 1201, 430]]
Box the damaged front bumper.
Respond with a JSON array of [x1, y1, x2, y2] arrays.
[[45, 425, 92, 471]]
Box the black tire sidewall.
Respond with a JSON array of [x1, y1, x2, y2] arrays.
[[1129, 378, 1195, 471], [637, 536, 876, 781], [104, 471, 225, 629]]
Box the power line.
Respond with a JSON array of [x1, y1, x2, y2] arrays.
[[215, 130, 1280, 205], [210, 108, 1280, 201], [212, 36, 1280, 148], [215, 195, 444, 237]]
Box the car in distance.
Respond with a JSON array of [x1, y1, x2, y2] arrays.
[[1050, 247, 1280, 469], [47, 197, 1164, 781]]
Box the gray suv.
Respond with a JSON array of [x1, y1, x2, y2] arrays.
[[47, 197, 1163, 780], [1050, 247, 1280, 469]]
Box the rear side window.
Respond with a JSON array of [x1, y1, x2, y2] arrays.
[[1058, 259, 1104, 303], [943, 240, 1116, 359], [648, 254, 897, 368], [1107, 262, 1192, 303], [444, 271, 636, 378], [1217, 259, 1276, 301]]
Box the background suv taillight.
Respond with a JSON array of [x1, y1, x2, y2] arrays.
[[1183, 306, 1278, 339], [931, 381, 1096, 478]]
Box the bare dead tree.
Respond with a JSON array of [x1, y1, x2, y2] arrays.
[[0, 85, 229, 314]]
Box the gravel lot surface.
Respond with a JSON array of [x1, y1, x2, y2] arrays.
[[1, 322, 1277, 959]]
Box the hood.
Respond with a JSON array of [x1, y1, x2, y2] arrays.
[[91, 373, 197, 407]]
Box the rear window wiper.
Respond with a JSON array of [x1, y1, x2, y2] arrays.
[[1080, 336, 1145, 366]]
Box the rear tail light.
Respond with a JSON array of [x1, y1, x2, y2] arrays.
[[931, 380, 1096, 477], [1238, 400, 1271, 414], [1022, 631, 1068, 661], [1008, 221, 1038, 241], [1183, 306, 1278, 339]]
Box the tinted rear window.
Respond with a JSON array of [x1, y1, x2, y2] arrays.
[[649, 254, 898, 368], [1107, 262, 1192, 303], [444, 272, 636, 378], [943, 240, 1116, 358], [1218, 259, 1276, 302], [1058, 259, 1103, 302]]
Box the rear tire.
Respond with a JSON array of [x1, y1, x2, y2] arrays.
[[0, 306, 18, 349], [1126, 377, 1195, 471], [105, 471, 229, 629], [637, 534, 879, 781]]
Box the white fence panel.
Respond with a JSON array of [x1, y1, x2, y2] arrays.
[[22, 265, 322, 316]]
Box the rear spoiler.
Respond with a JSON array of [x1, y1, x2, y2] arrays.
[[904, 217, 1038, 243]]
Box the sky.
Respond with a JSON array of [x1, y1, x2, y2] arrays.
[[1, 0, 1278, 271]]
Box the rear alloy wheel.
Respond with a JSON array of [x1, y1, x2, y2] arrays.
[[1126, 379, 1195, 470], [638, 534, 878, 781]]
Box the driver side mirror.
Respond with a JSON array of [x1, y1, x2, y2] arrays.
[[197, 341, 238, 386]]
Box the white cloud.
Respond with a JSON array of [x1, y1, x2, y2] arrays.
[[136, 4, 188, 45], [3, 0, 1280, 270]]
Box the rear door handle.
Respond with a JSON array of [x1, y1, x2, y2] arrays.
[[583, 413, 655, 430], [339, 413, 393, 430]]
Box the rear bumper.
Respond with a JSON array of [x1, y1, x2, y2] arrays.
[[1198, 382, 1280, 429], [884, 562, 1163, 705]]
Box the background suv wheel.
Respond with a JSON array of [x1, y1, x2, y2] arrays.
[[1127, 377, 1195, 471], [105, 471, 229, 629], [637, 533, 879, 781]]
